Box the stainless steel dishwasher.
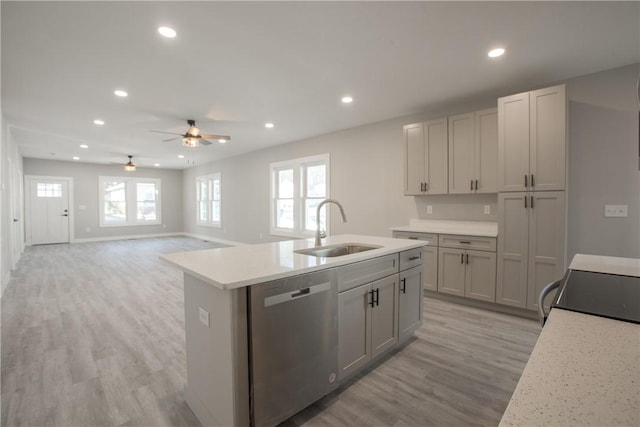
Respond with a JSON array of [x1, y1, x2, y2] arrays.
[[248, 269, 338, 427]]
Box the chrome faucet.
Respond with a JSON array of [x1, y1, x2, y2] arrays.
[[315, 199, 347, 246]]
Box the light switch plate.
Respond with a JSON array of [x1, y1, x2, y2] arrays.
[[427, 205, 433, 214], [604, 205, 628, 217], [199, 307, 210, 327], [484, 205, 491, 214]]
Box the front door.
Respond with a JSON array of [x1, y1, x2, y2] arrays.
[[27, 177, 70, 245]]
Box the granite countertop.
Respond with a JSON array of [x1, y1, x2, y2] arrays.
[[160, 234, 426, 290], [500, 309, 640, 427], [390, 219, 498, 237], [500, 254, 640, 426]]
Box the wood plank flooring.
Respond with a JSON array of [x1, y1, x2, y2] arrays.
[[1, 237, 540, 427]]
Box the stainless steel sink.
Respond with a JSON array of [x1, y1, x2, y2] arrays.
[[295, 243, 381, 258]]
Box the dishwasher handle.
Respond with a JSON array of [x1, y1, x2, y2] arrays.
[[538, 279, 561, 327], [291, 288, 310, 299]]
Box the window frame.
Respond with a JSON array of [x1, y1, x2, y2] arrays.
[[196, 172, 222, 228], [270, 154, 330, 238], [98, 176, 162, 227]]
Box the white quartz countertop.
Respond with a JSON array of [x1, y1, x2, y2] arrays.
[[500, 308, 640, 427], [569, 253, 640, 276], [390, 219, 498, 237], [161, 234, 427, 290]]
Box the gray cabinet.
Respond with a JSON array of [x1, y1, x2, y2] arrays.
[[438, 235, 497, 302], [338, 274, 398, 380], [496, 191, 566, 309], [404, 118, 448, 195], [398, 265, 423, 342], [498, 85, 566, 192], [448, 108, 498, 194], [393, 231, 438, 291]]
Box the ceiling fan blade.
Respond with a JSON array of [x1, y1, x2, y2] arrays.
[[201, 134, 231, 141], [199, 139, 213, 145], [162, 137, 180, 142], [150, 130, 184, 136]]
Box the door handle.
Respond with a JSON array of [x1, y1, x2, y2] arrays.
[[466, 254, 469, 264], [524, 174, 528, 187], [475, 179, 478, 191], [524, 196, 527, 208], [460, 253, 464, 264], [13, 219, 18, 222], [369, 290, 375, 307], [374, 288, 380, 306], [470, 180, 473, 191], [530, 174, 535, 188], [401, 278, 407, 294], [61, 214, 69, 217], [530, 195, 534, 209]]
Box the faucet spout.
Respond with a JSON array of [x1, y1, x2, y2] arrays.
[[315, 199, 347, 246]]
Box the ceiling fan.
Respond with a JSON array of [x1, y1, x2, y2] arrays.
[[111, 155, 137, 172], [151, 119, 231, 147]]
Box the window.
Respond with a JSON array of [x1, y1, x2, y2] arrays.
[[270, 154, 329, 237], [196, 173, 222, 227], [99, 176, 161, 226], [36, 182, 62, 198]]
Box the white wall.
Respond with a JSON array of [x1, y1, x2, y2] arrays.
[[566, 64, 640, 259], [182, 64, 640, 262], [22, 159, 184, 242]]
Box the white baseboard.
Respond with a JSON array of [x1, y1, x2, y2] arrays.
[[71, 232, 184, 244], [180, 232, 245, 247]]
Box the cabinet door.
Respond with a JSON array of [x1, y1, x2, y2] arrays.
[[526, 191, 566, 310], [530, 85, 566, 191], [475, 108, 498, 193], [425, 118, 448, 194], [370, 276, 398, 358], [448, 112, 475, 194], [338, 284, 372, 380], [399, 266, 423, 342], [496, 192, 529, 308], [422, 246, 438, 291], [498, 92, 530, 192], [465, 249, 497, 303], [404, 123, 425, 195], [437, 248, 465, 296]]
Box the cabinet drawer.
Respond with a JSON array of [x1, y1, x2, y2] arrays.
[[399, 248, 423, 271], [438, 234, 496, 252], [337, 254, 399, 293], [393, 231, 438, 246]]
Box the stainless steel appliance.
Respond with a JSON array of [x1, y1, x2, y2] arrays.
[[248, 269, 339, 427], [539, 269, 640, 325]]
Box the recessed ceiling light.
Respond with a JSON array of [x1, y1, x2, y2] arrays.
[[265, 122, 275, 129], [93, 119, 105, 125], [178, 154, 185, 159], [154, 163, 160, 167], [72, 156, 80, 160], [341, 96, 353, 104], [80, 144, 88, 148], [488, 48, 505, 58], [114, 89, 128, 97], [158, 26, 176, 38]]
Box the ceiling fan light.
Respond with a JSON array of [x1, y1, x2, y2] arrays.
[[183, 136, 199, 147]]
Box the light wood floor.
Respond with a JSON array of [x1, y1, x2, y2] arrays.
[[1, 237, 540, 427]]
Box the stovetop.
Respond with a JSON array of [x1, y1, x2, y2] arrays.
[[552, 269, 640, 324]]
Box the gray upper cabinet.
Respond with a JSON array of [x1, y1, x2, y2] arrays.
[[404, 118, 448, 195], [498, 84, 566, 192], [448, 108, 498, 194]]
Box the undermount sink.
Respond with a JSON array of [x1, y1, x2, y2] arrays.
[[295, 243, 382, 258]]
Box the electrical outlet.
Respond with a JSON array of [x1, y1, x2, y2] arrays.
[[199, 307, 210, 327], [484, 205, 491, 215], [604, 205, 628, 217], [427, 205, 433, 214]]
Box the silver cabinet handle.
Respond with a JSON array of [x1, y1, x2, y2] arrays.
[[538, 280, 562, 326]]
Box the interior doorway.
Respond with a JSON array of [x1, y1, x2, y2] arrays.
[[25, 176, 73, 245]]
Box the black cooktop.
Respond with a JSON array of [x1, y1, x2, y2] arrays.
[[552, 270, 640, 324]]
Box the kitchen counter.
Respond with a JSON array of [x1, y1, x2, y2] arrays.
[[161, 234, 426, 290], [500, 254, 640, 426], [390, 219, 498, 237]]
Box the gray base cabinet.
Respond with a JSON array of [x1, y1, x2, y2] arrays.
[[398, 265, 424, 341]]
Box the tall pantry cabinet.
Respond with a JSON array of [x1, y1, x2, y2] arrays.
[[496, 84, 567, 310]]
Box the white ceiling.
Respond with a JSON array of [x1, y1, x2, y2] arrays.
[[2, 1, 639, 169]]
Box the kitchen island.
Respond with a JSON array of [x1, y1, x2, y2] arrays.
[[499, 255, 640, 426], [161, 234, 428, 427]]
